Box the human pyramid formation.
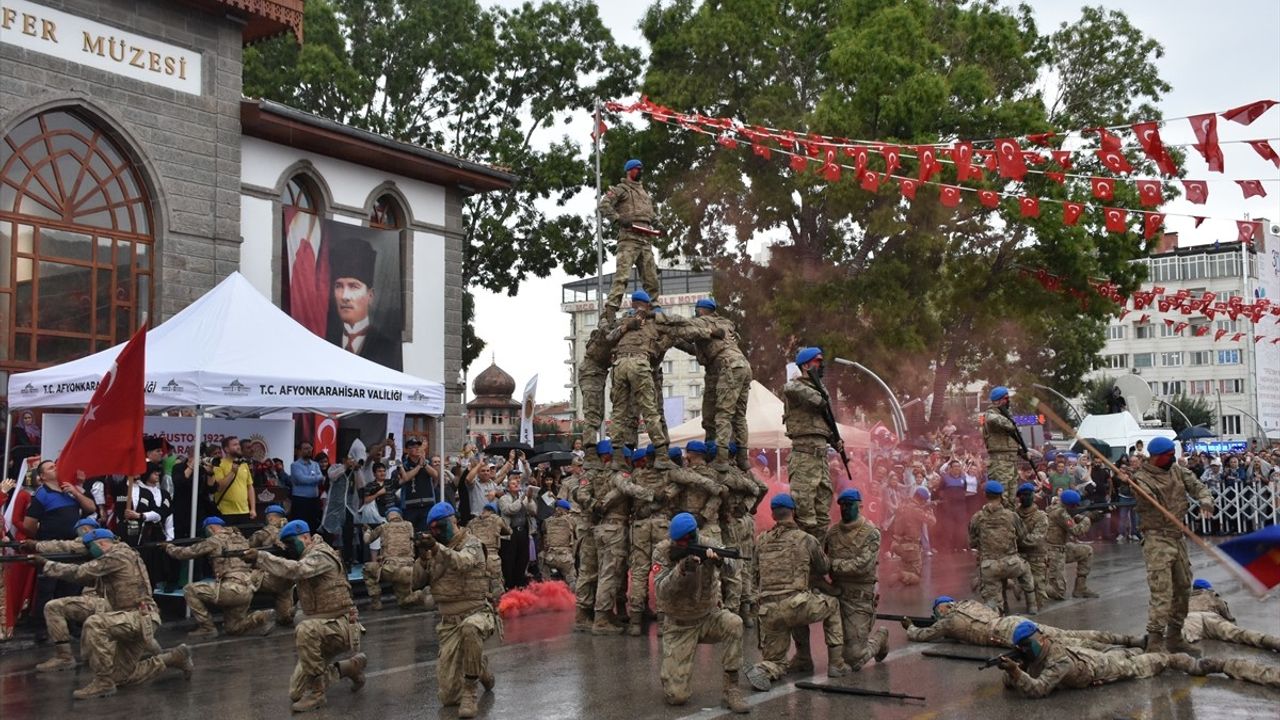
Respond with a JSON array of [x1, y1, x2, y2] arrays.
[[11, 158, 1279, 718]]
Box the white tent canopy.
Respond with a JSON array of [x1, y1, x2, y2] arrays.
[[7, 272, 444, 417], [667, 381, 870, 450]]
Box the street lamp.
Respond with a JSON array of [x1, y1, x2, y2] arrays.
[[1031, 383, 1084, 424], [1152, 397, 1192, 430], [833, 358, 907, 439], [1225, 404, 1268, 443]]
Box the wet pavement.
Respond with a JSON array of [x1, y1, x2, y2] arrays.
[[2, 541, 1276, 719]]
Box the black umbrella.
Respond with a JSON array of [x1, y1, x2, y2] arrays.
[[528, 451, 577, 468], [1176, 425, 1215, 441], [533, 440, 571, 454], [481, 440, 535, 457], [1070, 438, 1116, 462]]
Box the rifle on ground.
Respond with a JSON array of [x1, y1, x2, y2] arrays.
[[875, 613, 935, 628], [923, 649, 1002, 663], [0, 552, 89, 563], [670, 543, 742, 562], [998, 405, 1031, 461], [807, 369, 853, 479], [795, 680, 925, 702], [979, 648, 1022, 670], [1067, 499, 1137, 517]]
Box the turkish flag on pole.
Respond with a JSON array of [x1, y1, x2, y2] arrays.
[[590, 111, 607, 142], [56, 324, 147, 481], [1221, 99, 1277, 126], [1018, 196, 1040, 218]]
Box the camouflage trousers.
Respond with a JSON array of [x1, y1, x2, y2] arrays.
[[991, 615, 1140, 650], [575, 524, 599, 612], [45, 594, 110, 643], [628, 516, 669, 614], [542, 549, 576, 589], [893, 541, 922, 586], [1218, 658, 1280, 688], [437, 607, 498, 705], [1183, 611, 1280, 651], [834, 582, 885, 669], [1139, 532, 1191, 634], [254, 571, 297, 625], [660, 609, 743, 705], [1022, 552, 1050, 609], [593, 520, 628, 617], [82, 607, 166, 687], [722, 516, 755, 613], [483, 549, 505, 600], [1047, 543, 1092, 598], [753, 591, 843, 681], [978, 555, 1033, 610], [611, 355, 666, 448], [787, 443, 831, 534], [702, 359, 751, 452], [289, 614, 359, 702], [1014, 650, 1176, 695], [578, 363, 608, 446], [185, 578, 269, 635], [365, 559, 423, 607], [605, 237, 660, 312], [987, 452, 1019, 506]]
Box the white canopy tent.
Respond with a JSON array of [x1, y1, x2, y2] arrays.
[[4, 272, 446, 548], [667, 381, 871, 450]]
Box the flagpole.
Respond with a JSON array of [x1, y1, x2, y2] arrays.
[[1, 410, 12, 484], [594, 96, 604, 316], [186, 406, 203, 613]]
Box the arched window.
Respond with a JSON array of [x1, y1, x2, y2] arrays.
[[369, 193, 403, 230], [280, 174, 326, 335], [369, 192, 410, 338], [0, 109, 154, 370]]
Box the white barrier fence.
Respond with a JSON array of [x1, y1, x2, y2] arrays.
[[1185, 481, 1278, 536]]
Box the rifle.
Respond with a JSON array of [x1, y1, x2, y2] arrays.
[[670, 543, 742, 562], [998, 405, 1031, 461], [795, 681, 925, 702], [0, 552, 89, 563], [140, 536, 206, 548], [1067, 499, 1136, 516], [923, 649, 1001, 663], [875, 613, 936, 627], [979, 648, 1022, 670], [219, 547, 283, 559], [0, 541, 25, 549], [807, 368, 852, 479]]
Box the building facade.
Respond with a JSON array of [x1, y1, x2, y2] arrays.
[[466, 361, 520, 445], [1086, 223, 1280, 441]]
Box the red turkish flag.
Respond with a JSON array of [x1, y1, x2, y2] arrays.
[[1062, 202, 1085, 226], [859, 170, 881, 192], [1256, 336, 1266, 344], [1174, 322, 1189, 334], [1162, 318, 1174, 327], [939, 185, 962, 207], [716, 134, 738, 150], [789, 153, 809, 173], [1104, 207, 1128, 234], [899, 178, 918, 200], [979, 190, 1000, 208], [995, 138, 1028, 180], [1238, 220, 1260, 243], [1189, 114, 1225, 173], [1195, 326, 1210, 337], [752, 140, 772, 160], [1018, 196, 1040, 218], [1221, 99, 1278, 126], [952, 142, 974, 181], [1131, 122, 1178, 176], [1096, 148, 1133, 174], [1182, 180, 1208, 204], [1118, 309, 1130, 320], [1094, 127, 1122, 151], [1237, 180, 1268, 199], [1091, 177, 1115, 201], [821, 148, 842, 182], [1027, 132, 1056, 147], [1193, 216, 1206, 228], [917, 146, 941, 182], [1051, 150, 1073, 171], [1247, 140, 1280, 168], [881, 145, 901, 176], [1136, 180, 1163, 207], [1045, 172, 1065, 184], [1214, 329, 1227, 342], [844, 146, 869, 177], [1159, 300, 1171, 313], [591, 112, 608, 141], [1144, 212, 1165, 239], [56, 324, 147, 481], [1230, 332, 1245, 342]]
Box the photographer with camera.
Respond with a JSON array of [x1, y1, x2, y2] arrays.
[[395, 438, 435, 530], [206, 436, 255, 526]]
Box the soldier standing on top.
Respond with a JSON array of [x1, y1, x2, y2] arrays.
[[681, 297, 752, 469], [783, 347, 842, 536], [599, 159, 660, 319], [579, 314, 617, 450], [983, 386, 1026, 506], [608, 291, 672, 461]]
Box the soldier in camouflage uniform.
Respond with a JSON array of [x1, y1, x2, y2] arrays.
[[718, 443, 767, 623], [249, 505, 297, 626], [608, 291, 672, 458], [887, 487, 936, 586], [654, 512, 748, 713], [672, 442, 728, 545], [824, 489, 889, 670], [572, 440, 610, 631], [1120, 436, 1213, 654], [968, 481, 1035, 614], [578, 315, 617, 448], [625, 446, 676, 635], [592, 448, 657, 635], [678, 297, 752, 469], [1182, 578, 1280, 652], [416, 503, 499, 719], [543, 499, 578, 589], [248, 520, 366, 713], [598, 159, 660, 318], [24, 516, 109, 672], [983, 386, 1024, 506], [467, 502, 512, 601], [164, 516, 273, 637], [745, 494, 850, 692], [783, 347, 842, 536], [1047, 490, 1099, 600], [1014, 484, 1050, 613], [363, 506, 430, 610], [906, 597, 1142, 649], [38, 529, 193, 700]]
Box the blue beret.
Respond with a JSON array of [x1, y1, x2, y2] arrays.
[[669, 512, 698, 540], [932, 595, 955, 609], [728, 442, 739, 455], [74, 516, 100, 529], [838, 489, 862, 503], [984, 481, 1004, 495], [278, 520, 310, 540], [484, 502, 499, 513], [385, 505, 404, 517], [1017, 483, 1037, 494], [202, 516, 226, 528], [1012, 620, 1040, 645], [624, 159, 643, 172], [914, 486, 931, 500], [668, 447, 683, 459], [631, 290, 652, 304], [1148, 437, 1175, 455], [795, 347, 822, 365], [989, 386, 1009, 402], [686, 440, 707, 455], [82, 528, 115, 544], [264, 504, 286, 516], [644, 444, 657, 458], [427, 503, 456, 524], [705, 444, 718, 459], [556, 499, 571, 510], [596, 439, 613, 456], [695, 298, 717, 311], [770, 494, 796, 510], [1060, 489, 1082, 505], [1192, 578, 1212, 590]]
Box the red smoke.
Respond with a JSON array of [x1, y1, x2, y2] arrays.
[[497, 580, 576, 619]]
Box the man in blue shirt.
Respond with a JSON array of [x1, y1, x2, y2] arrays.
[[284, 442, 325, 531]]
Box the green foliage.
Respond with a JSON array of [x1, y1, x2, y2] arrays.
[[1081, 376, 1118, 416], [630, 1, 1171, 423], [244, 0, 641, 366], [1164, 394, 1215, 434]]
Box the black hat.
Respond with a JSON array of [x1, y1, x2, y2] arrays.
[[143, 436, 164, 452], [329, 239, 377, 287], [405, 438, 423, 448]]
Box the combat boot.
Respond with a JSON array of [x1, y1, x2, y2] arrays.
[[290, 680, 327, 713], [827, 648, 852, 677], [421, 591, 437, 611], [872, 626, 890, 662], [187, 624, 218, 639], [745, 665, 772, 691], [480, 664, 496, 692], [627, 611, 644, 637], [1145, 632, 1167, 653], [1264, 635, 1280, 653], [573, 607, 593, 632], [163, 643, 194, 679], [591, 617, 624, 636], [1191, 656, 1225, 676], [1072, 577, 1099, 598], [36, 643, 77, 672], [722, 671, 749, 713], [368, 594, 383, 611], [252, 610, 276, 636], [712, 444, 732, 472], [72, 677, 117, 700], [741, 604, 756, 629], [787, 632, 814, 674], [735, 447, 751, 472], [1165, 626, 1201, 658], [458, 677, 480, 719], [336, 652, 367, 691], [654, 447, 675, 470]]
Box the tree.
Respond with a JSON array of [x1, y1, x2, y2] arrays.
[[1163, 394, 1215, 434], [1081, 376, 1118, 416], [244, 0, 641, 366], [620, 1, 1171, 425]]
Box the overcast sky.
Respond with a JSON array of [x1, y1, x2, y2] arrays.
[[471, 0, 1280, 403]]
